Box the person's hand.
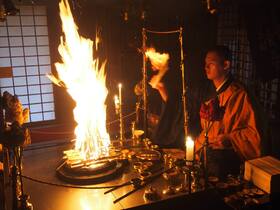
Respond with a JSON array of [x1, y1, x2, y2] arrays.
[[149, 75, 160, 89], [134, 81, 143, 96], [210, 135, 232, 149], [149, 79, 168, 102], [154, 82, 165, 91], [148, 75, 165, 89]]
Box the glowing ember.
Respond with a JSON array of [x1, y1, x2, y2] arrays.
[[48, 0, 110, 160], [145, 47, 170, 88]]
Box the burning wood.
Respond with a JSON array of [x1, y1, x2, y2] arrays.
[[63, 147, 123, 169]]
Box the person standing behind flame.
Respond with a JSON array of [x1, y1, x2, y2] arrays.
[[148, 52, 185, 148]]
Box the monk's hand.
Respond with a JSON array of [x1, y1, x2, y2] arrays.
[[210, 135, 232, 149]]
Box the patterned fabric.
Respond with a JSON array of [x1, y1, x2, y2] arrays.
[[200, 97, 225, 122]]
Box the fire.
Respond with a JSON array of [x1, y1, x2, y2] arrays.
[[145, 47, 170, 88], [48, 0, 110, 160]]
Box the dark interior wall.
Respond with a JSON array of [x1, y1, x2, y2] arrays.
[[45, 0, 217, 132], [47, 0, 124, 126], [215, 0, 280, 158], [46, 0, 139, 136], [47, 0, 72, 125]]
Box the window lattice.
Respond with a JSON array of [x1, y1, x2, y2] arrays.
[[217, 1, 280, 120], [0, 5, 55, 122]]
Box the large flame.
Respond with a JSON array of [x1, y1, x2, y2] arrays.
[[145, 47, 170, 88], [49, 0, 110, 160]]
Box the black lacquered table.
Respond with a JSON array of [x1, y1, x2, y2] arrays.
[[22, 139, 268, 210], [21, 140, 192, 210]]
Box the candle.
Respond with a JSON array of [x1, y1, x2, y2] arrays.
[[118, 83, 122, 105], [186, 136, 194, 162]]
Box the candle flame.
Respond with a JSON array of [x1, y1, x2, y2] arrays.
[[186, 136, 194, 161]]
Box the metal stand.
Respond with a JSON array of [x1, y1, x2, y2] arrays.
[[119, 96, 124, 143], [0, 93, 32, 210], [186, 161, 194, 194], [179, 27, 189, 137], [12, 147, 33, 210], [141, 28, 147, 138], [115, 89, 124, 143], [187, 167, 192, 194], [3, 146, 33, 210], [177, 163, 192, 194], [11, 149, 19, 210], [141, 27, 189, 137], [203, 133, 209, 189]]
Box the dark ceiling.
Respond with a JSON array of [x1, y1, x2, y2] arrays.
[[68, 0, 209, 22]]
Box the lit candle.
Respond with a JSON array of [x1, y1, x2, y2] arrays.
[[118, 83, 122, 105], [186, 136, 194, 162]]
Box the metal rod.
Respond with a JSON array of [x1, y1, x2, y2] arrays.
[[188, 168, 192, 194], [142, 28, 147, 138], [145, 29, 181, 34], [204, 132, 209, 189], [113, 167, 173, 203], [104, 181, 131, 194], [179, 27, 189, 136]]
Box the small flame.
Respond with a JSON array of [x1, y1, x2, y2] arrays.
[[48, 0, 110, 160], [145, 47, 170, 88], [95, 27, 101, 51]]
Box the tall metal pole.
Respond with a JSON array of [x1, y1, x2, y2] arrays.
[[142, 28, 147, 137], [179, 27, 189, 137]]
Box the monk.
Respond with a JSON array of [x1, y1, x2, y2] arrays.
[[195, 46, 266, 179]]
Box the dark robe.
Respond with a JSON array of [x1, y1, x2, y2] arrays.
[[151, 86, 184, 148]]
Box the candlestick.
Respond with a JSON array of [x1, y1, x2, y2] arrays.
[[118, 83, 124, 142], [118, 83, 122, 105], [186, 136, 194, 162]]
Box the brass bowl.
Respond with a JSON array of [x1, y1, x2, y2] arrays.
[[135, 149, 161, 161]]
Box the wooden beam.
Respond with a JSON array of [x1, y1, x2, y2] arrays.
[[0, 67, 13, 78]]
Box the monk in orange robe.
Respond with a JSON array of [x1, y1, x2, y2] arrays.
[[195, 46, 265, 178]]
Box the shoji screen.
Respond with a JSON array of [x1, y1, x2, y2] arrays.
[[0, 5, 55, 122]]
